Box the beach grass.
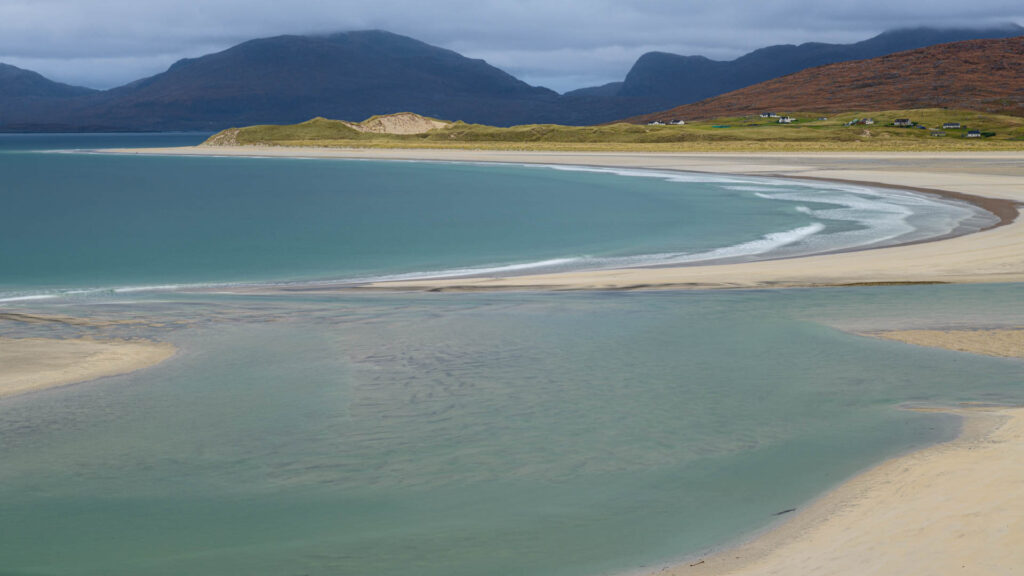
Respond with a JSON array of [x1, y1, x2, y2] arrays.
[[212, 108, 1024, 152]]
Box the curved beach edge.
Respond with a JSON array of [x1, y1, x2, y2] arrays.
[[644, 331, 1024, 576], [0, 337, 176, 399], [646, 403, 1024, 576], [100, 147, 1024, 293]]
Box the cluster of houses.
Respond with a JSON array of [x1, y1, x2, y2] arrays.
[[759, 112, 797, 123], [646, 115, 987, 138], [891, 118, 983, 137]]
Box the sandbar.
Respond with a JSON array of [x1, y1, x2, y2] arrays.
[[104, 147, 1024, 292], [872, 328, 1024, 358], [0, 337, 176, 399]]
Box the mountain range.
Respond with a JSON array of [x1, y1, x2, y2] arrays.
[[1, 24, 1021, 131], [631, 36, 1024, 123]]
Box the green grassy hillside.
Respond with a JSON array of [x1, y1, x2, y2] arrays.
[[205, 109, 1024, 152]]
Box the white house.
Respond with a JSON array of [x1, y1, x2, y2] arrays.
[[966, 130, 982, 138], [670, 119, 686, 125], [760, 112, 779, 118], [942, 122, 961, 129], [893, 118, 913, 127], [778, 116, 796, 124]]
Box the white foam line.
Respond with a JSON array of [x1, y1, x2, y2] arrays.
[[0, 294, 59, 303], [348, 223, 828, 282], [353, 257, 585, 282]]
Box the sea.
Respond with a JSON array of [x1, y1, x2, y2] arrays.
[[1, 134, 1021, 576]]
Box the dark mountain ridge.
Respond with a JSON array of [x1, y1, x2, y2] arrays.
[[630, 36, 1024, 123], [0, 63, 96, 99], [1, 25, 1021, 131], [615, 24, 1024, 109], [3, 31, 563, 131]]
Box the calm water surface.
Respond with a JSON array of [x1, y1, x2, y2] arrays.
[[0, 135, 992, 299], [1, 286, 1022, 576], [0, 135, 1021, 576]]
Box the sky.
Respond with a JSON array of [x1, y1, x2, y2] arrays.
[[1, 0, 1022, 93]]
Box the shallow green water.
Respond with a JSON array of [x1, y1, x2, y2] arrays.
[[1, 285, 1021, 576]]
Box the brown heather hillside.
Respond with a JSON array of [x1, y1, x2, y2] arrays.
[[630, 36, 1024, 123]]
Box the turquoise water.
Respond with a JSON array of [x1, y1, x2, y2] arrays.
[[0, 135, 993, 300], [1, 136, 1021, 576]]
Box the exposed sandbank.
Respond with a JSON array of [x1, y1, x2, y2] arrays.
[[652, 405, 1024, 576], [0, 337, 175, 399], [103, 147, 1024, 292], [872, 328, 1024, 358]]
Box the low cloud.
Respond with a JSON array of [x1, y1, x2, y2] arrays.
[[0, 0, 1020, 91]]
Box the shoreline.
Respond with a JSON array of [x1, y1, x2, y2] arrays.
[[0, 337, 176, 399], [649, 403, 1024, 576], [649, 329, 1024, 576], [100, 147, 1024, 292]]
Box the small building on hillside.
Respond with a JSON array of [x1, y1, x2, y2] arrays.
[[863, 118, 875, 125], [893, 118, 913, 127], [966, 130, 982, 138], [760, 112, 779, 118], [778, 116, 796, 124], [817, 116, 829, 121], [931, 131, 946, 137], [942, 122, 962, 129], [647, 120, 665, 126], [670, 119, 686, 125]]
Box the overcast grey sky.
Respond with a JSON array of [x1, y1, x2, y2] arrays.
[[1, 0, 1021, 92]]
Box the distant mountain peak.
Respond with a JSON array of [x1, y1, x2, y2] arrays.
[[2, 24, 1021, 132], [0, 63, 96, 99]]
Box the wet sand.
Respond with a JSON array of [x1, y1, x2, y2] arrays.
[[0, 337, 175, 399], [872, 328, 1024, 358]]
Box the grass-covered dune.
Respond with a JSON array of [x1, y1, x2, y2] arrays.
[[204, 109, 1024, 152]]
